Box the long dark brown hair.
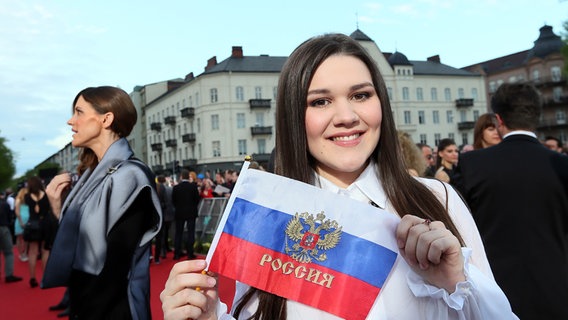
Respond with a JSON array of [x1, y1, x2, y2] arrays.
[[234, 33, 465, 319], [72, 86, 137, 174]]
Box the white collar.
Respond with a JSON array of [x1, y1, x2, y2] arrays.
[[503, 130, 537, 139], [314, 162, 388, 209]]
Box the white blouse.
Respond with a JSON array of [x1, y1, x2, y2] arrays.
[[216, 164, 518, 319]]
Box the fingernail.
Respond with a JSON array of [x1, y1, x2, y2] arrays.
[[207, 277, 216, 287]]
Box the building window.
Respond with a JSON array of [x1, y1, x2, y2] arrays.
[[237, 113, 245, 128], [195, 92, 200, 106], [197, 118, 201, 133], [447, 110, 453, 124], [434, 134, 441, 147], [471, 88, 478, 101], [402, 87, 410, 101], [448, 133, 455, 140], [211, 114, 219, 130], [416, 87, 423, 101], [431, 88, 438, 101], [419, 134, 427, 145], [387, 87, 393, 100], [458, 88, 464, 99], [460, 110, 467, 122], [433, 110, 440, 124], [553, 87, 563, 102], [210, 88, 218, 103], [444, 88, 451, 102], [473, 110, 480, 121], [258, 139, 266, 154], [238, 139, 247, 155], [273, 87, 278, 100], [236, 86, 244, 101], [461, 133, 468, 145], [212, 141, 221, 157], [255, 86, 262, 99], [255, 113, 265, 126], [189, 95, 193, 107], [404, 111, 411, 124], [552, 66, 562, 82], [532, 69, 540, 81], [418, 111, 425, 124], [489, 82, 497, 93]]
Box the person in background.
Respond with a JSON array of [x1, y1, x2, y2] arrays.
[[199, 178, 215, 199], [434, 138, 459, 185], [160, 33, 516, 320], [397, 131, 427, 177], [0, 191, 23, 283], [460, 144, 474, 153], [473, 113, 501, 150], [24, 176, 53, 288], [43, 86, 162, 319], [14, 187, 29, 262], [454, 83, 568, 319], [154, 175, 174, 264], [416, 143, 436, 178], [544, 136, 564, 153], [172, 169, 201, 260]]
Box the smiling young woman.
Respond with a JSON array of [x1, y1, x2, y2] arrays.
[[160, 34, 518, 320]]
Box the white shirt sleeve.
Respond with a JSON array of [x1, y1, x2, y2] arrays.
[[407, 248, 519, 320]]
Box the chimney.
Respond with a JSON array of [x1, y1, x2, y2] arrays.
[[205, 56, 217, 71], [427, 55, 440, 63], [232, 46, 243, 58], [185, 72, 194, 81]]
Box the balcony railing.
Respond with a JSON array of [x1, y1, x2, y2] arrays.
[[150, 122, 162, 131], [455, 98, 474, 108], [183, 159, 198, 167], [151, 143, 163, 152], [249, 99, 271, 109], [165, 139, 177, 148], [250, 126, 273, 135], [151, 165, 164, 172], [537, 118, 568, 129], [181, 107, 195, 118], [182, 133, 196, 143], [457, 121, 475, 130], [164, 116, 176, 125]]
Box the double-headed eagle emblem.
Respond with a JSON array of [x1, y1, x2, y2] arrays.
[[285, 211, 342, 263]]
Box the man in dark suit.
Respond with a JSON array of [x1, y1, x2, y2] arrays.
[[454, 83, 568, 320], [172, 169, 201, 260]]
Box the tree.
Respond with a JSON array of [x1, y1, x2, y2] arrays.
[[562, 20, 568, 75], [0, 134, 16, 190]]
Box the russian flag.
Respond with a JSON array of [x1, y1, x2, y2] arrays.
[[206, 162, 400, 320]]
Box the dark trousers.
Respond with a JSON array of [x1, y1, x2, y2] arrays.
[[174, 217, 196, 258], [154, 220, 172, 260]]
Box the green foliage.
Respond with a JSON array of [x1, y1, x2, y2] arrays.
[[563, 20, 568, 75], [0, 135, 16, 190]]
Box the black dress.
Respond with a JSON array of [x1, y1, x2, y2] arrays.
[[68, 192, 153, 320]]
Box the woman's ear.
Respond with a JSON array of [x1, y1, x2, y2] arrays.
[[102, 112, 114, 129]]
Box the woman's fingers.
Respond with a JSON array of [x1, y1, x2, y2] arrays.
[[161, 260, 218, 320]]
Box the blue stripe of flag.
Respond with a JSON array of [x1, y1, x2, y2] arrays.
[[224, 198, 397, 288]]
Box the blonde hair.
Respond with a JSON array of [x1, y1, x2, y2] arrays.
[[16, 188, 28, 202], [397, 131, 427, 177]]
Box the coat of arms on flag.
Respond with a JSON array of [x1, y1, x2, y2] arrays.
[[285, 211, 342, 264], [206, 160, 400, 320]]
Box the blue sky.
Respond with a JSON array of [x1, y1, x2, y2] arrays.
[[1, 0, 566, 177]]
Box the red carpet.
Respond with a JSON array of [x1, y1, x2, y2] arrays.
[[0, 247, 235, 319]]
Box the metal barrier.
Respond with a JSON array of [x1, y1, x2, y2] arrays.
[[195, 197, 228, 241]]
